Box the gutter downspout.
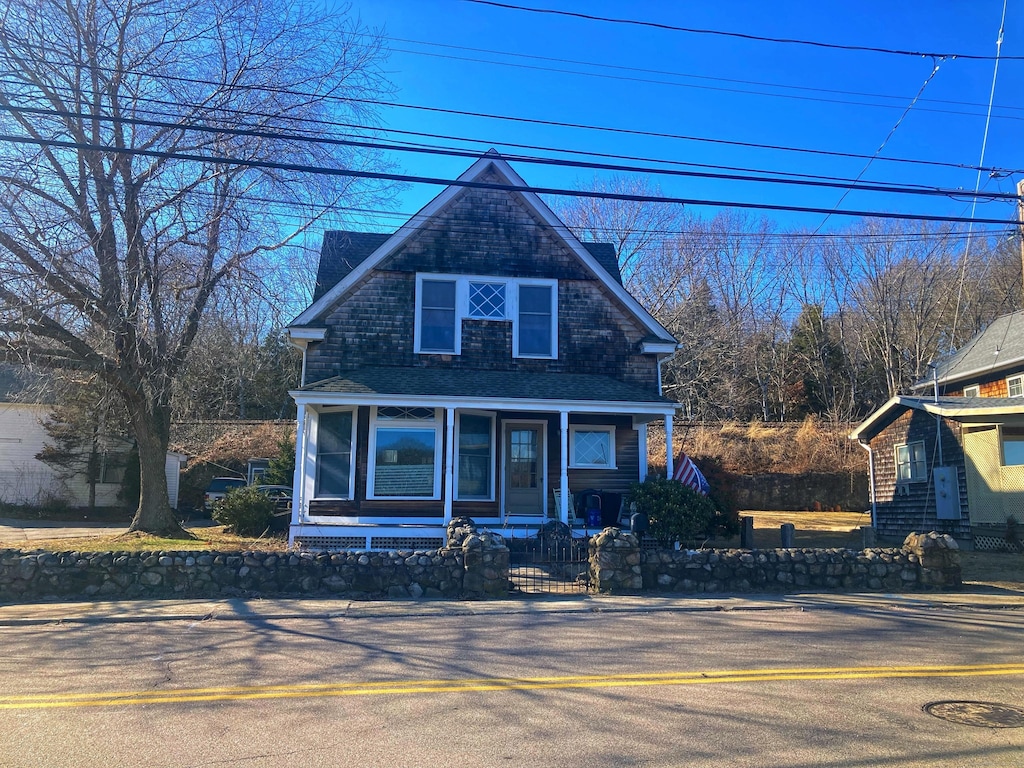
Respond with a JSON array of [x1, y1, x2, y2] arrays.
[[930, 362, 944, 465], [860, 440, 877, 528]]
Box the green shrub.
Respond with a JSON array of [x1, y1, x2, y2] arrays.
[[211, 486, 275, 536], [629, 477, 718, 545]]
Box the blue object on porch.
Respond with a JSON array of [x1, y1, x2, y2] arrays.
[[579, 490, 602, 527]]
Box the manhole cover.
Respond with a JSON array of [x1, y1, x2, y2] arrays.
[[923, 701, 1024, 728]]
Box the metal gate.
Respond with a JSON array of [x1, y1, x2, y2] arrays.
[[506, 525, 590, 595]]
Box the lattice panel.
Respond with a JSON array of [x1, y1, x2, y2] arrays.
[[370, 536, 444, 551], [295, 536, 367, 551], [973, 534, 1020, 553]]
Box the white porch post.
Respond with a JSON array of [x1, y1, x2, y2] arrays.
[[559, 410, 569, 523], [289, 403, 308, 545], [637, 421, 649, 482], [664, 413, 674, 479], [444, 407, 455, 522]]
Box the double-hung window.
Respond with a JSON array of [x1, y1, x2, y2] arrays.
[[368, 407, 441, 499], [895, 441, 926, 483], [316, 410, 355, 498], [418, 279, 458, 353], [1008, 375, 1024, 398], [516, 283, 555, 358]]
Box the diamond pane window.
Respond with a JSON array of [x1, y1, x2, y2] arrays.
[[469, 282, 506, 319], [376, 407, 436, 421], [570, 427, 615, 469]]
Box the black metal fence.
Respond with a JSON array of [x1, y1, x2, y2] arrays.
[[505, 523, 590, 595]]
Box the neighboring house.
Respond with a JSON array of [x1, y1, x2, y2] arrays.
[[850, 311, 1024, 550], [285, 151, 679, 550], [0, 401, 187, 510]]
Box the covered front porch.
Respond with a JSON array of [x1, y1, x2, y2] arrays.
[[287, 368, 678, 550]]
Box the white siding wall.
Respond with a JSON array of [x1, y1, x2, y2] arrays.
[[0, 404, 69, 505]]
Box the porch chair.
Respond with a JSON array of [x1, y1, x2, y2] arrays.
[[551, 489, 577, 524]]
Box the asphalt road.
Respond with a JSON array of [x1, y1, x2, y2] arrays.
[[1, 594, 1023, 767]]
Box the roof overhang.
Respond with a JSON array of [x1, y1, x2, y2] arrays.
[[850, 395, 1024, 443], [291, 389, 678, 418], [642, 340, 679, 355], [286, 327, 326, 350]]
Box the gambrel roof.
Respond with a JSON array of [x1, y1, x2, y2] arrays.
[[291, 151, 675, 344]]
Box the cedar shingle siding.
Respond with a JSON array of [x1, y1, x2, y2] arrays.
[[868, 409, 971, 541], [304, 180, 657, 391]]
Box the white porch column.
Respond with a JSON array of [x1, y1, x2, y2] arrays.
[[559, 410, 569, 523], [664, 413, 674, 479], [637, 421, 649, 482], [444, 407, 455, 522], [289, 403, 308, 544]]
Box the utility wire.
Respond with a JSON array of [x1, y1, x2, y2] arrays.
[[951, 0, 1010, 349], [1, 52, 1018, 176], [464, 0, 1024, 61], [380, 33, 1024, 113], [389, 45, 1024, 122], [4, 104, 1015, 203], [1, 132, 1018, 226]]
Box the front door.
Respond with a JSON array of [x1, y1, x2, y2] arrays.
[[504, 422, 546, 518]]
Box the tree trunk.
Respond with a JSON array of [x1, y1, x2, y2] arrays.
[[125, 399, 185, 536]]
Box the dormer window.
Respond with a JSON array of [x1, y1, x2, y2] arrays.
[[414, 274, 557, 359], [1008, 376, 1024, 398], [963, 385, 980, 398]]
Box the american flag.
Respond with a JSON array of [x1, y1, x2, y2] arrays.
[[673, 452, 710, 495]]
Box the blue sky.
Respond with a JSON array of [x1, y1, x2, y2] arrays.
[[334, 0, 1022, 235]]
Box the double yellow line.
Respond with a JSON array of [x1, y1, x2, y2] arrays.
[[3, 663, 1023, 710]]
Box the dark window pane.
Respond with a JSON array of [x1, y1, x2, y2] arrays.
[[519, 285, 550, 313], [458, 414, 492, 498], [519, 313, 551, 356], [317, 411, 353, 496], [421, 308, 456, 351], [422, 280, 455, 308]]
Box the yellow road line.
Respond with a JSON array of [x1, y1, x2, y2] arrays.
[[2, 663, 1022, 710]]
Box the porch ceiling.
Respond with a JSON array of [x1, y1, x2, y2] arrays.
[[294, 366, 673, 407]]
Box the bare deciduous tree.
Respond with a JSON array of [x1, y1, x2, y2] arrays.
[[0, 0, 390, 534]]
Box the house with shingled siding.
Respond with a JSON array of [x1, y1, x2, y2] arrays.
[[285, 152, 679, 550], [851, 310, 1024, 550]]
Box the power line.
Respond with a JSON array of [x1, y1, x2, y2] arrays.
[[387, 45, 1024, 123], [381, 34, 1024, 113], [463, 0, 1024, 62], [2, 133, 1018, 226], [5, 104, 1016, 203], [1, 51, 1019, 176]]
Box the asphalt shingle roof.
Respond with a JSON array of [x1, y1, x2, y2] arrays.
[[925, 310, 1024, 387], [300, 366, 671, 404]]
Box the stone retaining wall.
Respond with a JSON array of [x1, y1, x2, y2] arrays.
[[591, 529, 961, 594], [0, 525, 962, 603]]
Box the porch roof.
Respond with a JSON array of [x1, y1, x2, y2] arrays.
[[294, 366, 674, 408], [850, 395, 1024, 443]]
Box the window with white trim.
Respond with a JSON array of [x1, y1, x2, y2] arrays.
[[1008, 375, 1023, 398], [316, 410, 355, 498], [963, 385, 980, 398], [895, 441, 926, 483], [516, 283, 555, 358], [569, 426, 616, 469], [414, 274, 557, 359], [1003, 427, 1024, 466], [418, 279, 457, 353], [468, 282, 506, 319], [368, 407, 441, 499], [456, 412, 494, 500]]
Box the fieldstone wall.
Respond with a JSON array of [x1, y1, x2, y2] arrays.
[[0, 517, 512, 603], [591, 528, 961, 594]]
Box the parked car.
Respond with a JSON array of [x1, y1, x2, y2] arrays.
[[254, 484, 292, 531], [203, 477, 246, 511]]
